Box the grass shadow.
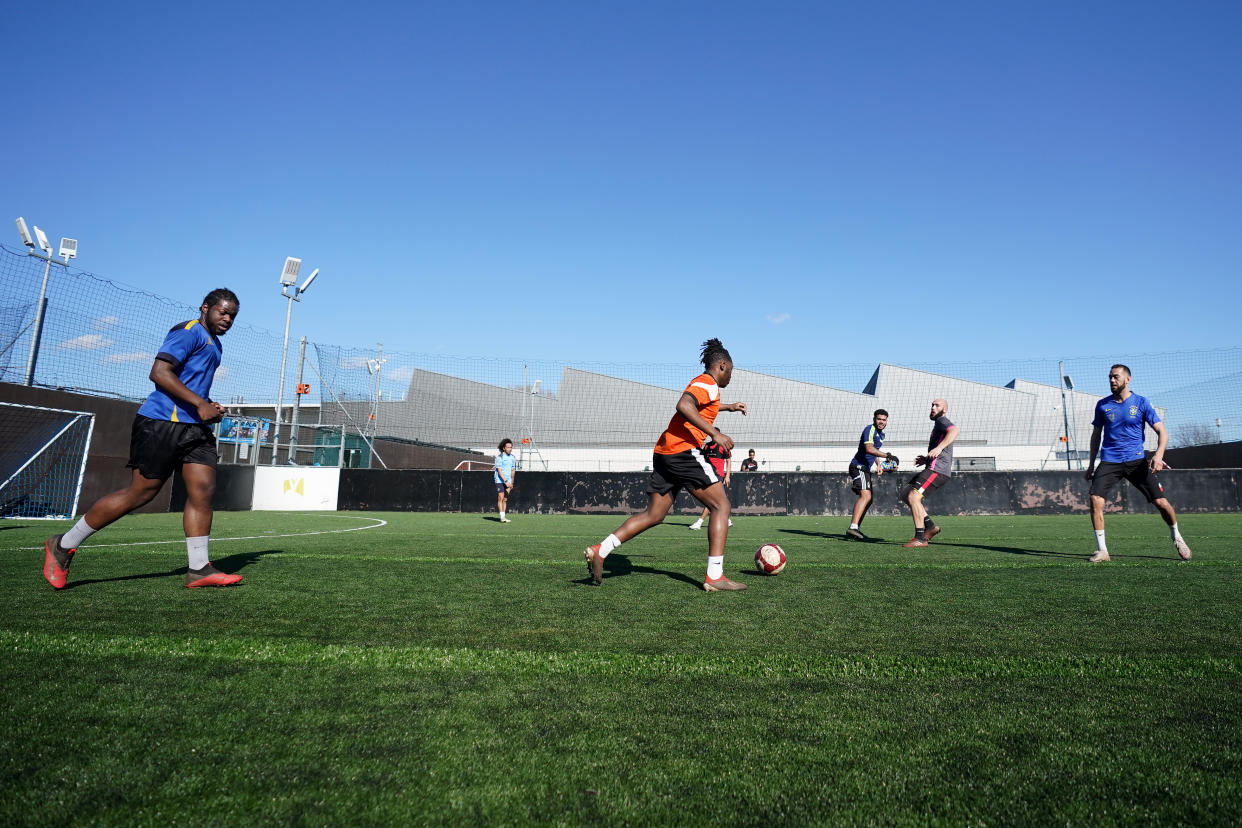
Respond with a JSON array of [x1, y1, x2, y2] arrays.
[[941, 542, 1169, 561], [574, 553, 701, 588], [64, 548, 283, 589]]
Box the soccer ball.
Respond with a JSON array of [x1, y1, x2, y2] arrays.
[[754, 543, 786, 575]]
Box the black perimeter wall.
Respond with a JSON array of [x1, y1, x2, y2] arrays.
[[336, 469, 1242, 515]]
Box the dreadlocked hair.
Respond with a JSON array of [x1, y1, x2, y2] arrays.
[[700, 338, 731, 370]]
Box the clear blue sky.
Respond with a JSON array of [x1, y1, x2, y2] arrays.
[[6, 1, 1240, 368]]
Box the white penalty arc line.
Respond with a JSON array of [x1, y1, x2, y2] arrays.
[[16, 514, 388, 551]]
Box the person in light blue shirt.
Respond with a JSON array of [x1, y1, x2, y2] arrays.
[[494, 438, 518, 522], [1084, 364, 1191, 563]]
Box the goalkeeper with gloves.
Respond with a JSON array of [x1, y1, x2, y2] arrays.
[[846, 409, 898, 541]]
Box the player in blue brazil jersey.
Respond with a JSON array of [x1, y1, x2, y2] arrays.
[[494, 438, 517, 522], [43, 289, 245, 590], [1084, 364, 1191, 562]]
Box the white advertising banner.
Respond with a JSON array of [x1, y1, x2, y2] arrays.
[[252, 467, 340, 511]]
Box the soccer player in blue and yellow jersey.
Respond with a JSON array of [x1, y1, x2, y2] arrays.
[[43, 289, 244, 590], [1084, 364, 1191, 562], [584, 338, 749, 591], [846, 409, 897, 541]]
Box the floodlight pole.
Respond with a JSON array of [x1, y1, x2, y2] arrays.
[[1059, 360, 1073, 471], [271, 260, 318, 465], [21, 249, 69, 387], [272, 289, 298, 465]]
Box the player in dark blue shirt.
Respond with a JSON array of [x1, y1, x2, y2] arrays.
[[845, 409, 898, 540], [43, 289, 245, 590], [1084, 364, 1191, 562]]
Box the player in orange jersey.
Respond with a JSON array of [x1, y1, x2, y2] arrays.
[[584, 338, 749, 591]]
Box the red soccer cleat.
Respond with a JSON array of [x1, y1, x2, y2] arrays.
[[185, 563, 243, 588], [903, 537, 929, 548], [43, 535, 75, 590]]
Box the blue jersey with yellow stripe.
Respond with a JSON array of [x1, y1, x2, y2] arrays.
[[136, 319, 222, 423]]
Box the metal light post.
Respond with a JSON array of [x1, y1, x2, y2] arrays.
[[1059, 363, 1075, 470], [271, 257, 319, 465], [15, 217, 77, 386]]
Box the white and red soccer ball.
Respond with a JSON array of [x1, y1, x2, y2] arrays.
[[754, 543, 786, 575]]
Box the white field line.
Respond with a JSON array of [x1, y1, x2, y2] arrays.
[[14, 513, 387, 551]]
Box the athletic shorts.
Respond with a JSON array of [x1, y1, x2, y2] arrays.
[[906, 468, 949, 496], [495, 481, 512, 493], [127, 414, 217, 480], [848, 463, 872, 493], [1089, 459, 1166, 503], [649, 449, 720, 498]]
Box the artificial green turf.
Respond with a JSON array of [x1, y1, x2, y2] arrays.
[[3, 511, 1240, 825]]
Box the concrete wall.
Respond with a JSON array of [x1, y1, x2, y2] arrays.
[[334, 469, 1241, 515]]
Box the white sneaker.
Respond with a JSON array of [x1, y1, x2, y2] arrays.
[[1089, 550, 1110, 563], [500, 517, 511, 523], [688, 521, 703, 531], [1174, 538, 1191, 560]]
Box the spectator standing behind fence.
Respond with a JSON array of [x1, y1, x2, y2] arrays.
[[846, 409, 898, 541], [900, 399, 958, 548], [740, 449, 759, 472], [494, 438, 517, 522], [43, 289, 244, 590], [1084, 364, 1191, 563]]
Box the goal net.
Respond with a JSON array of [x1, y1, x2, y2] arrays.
[[0, 402, 95, 519]]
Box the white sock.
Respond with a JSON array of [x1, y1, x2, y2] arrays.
[[690, 518, 703, 528], [187, 536, 210, 570], [706, 555, 724, 580], [61, 517, 98, 550], [1094, 530, 1107, 552], [598, 533, 621, 559], [1169, 523, 1182, 542], [499, 511, 506, 520], [849, 523, 859, 531]]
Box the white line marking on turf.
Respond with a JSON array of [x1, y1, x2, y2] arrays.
[[15, 514, 387, 551]]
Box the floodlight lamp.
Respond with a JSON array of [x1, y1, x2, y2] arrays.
[[33, 225, 52, 254], [280, 256, 301, 286], [1063, 375, 1074, 391], [298, 267, 319, 293], [59, 237, 78, 262], [15, 217, 35, 248], [531, 380, 542, 394]]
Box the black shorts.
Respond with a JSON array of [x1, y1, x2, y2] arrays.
[[127, 415, 218, 480], [649, 450, 720, 498], [495, 481, 512, 494], [906, 468, 949, 496], [848, 463, 872, 493], [1090, 459, 1166, 503]]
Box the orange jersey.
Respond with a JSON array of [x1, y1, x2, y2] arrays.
[[654, 372, 720, 455]]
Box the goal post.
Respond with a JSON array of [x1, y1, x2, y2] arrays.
[[0, 401, 95, 519]]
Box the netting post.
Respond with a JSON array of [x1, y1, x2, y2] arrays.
[[289, 336, 307, 464]]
